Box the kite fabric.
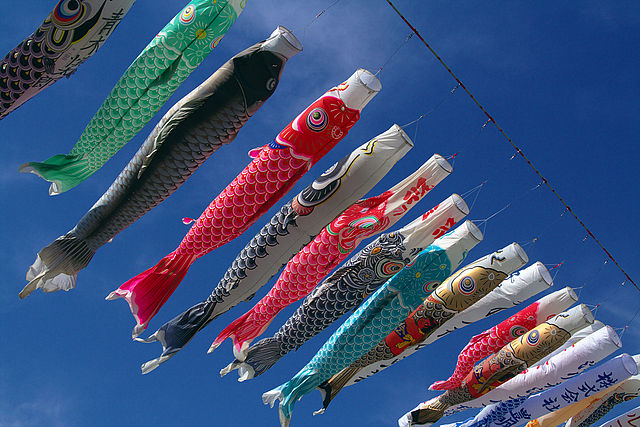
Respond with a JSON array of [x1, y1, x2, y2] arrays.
[[19, 26, 302, 299], [534, 321, 606, 368], [598, 404, 640, 427], [399, 304, 595, 426], [440, 325, 623, 422], [0, 0, 135, 119], [565, 373, 640, 427], [20, 0, 246, 194], [221, 193, 470, 381], [107, 68, 382, 337], [350, 262, 556, 386], [262, 220, 484, 427], [430, 286, 579, 391], [317, 243, 530, 411], [526, 357, 640, 427], [138, 124, 415, 374], [212, 153, 455, 359], [456, 353, 638, 427]]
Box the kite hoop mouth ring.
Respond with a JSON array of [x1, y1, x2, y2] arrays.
[[391, 123, 416, 148], [565, 285, 578, 302], [451, 193, 469, 216], [464, 220, 483, 243], [578, 303, 596, 325], [432, 153, 453, 174], [340, 69, 382, 110], [604, 325, 623, 348], [512, 242, 529, 265], [263, 26, 303, 59], [534, 261, 553, 286]]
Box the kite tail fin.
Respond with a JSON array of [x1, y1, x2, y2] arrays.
[[137, 301, 215, 374], [19, 153, 92, 195], [106, 251, 195, 338], [19, 234, 95, 299], [219, 337, 284, 381], [429, 378, 458, 391], [263, 368, 320, 427], [315, 366, 361, 414], [209, 311, 274, 360]]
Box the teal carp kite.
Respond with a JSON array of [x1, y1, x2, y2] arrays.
[[0, 0, 136, 119], [20, 0, 246, 194], [262, 220, 483, 427]]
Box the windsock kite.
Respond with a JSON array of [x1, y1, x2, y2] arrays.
[[398, 304, 595, 426], [430, 287, 578, 391], [20, 26, 301, 299], [262, 220, 484, 427], [212, 153, 455, 359], [108, 69, 381, 337], [138, 124, 414, 373], [317, 243, 530, 411], [20, 0, 246, 194], [221, 194, 470, 381], [0, 0, 136, 119], [598, 404, 640, 427], [450, 354, 638, 427], [440, 325, 623, 422], [350, 262, 556, 386]]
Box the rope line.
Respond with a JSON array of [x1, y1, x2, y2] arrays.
[[384, 0, 637, 290], [376, 33, 414, 76]]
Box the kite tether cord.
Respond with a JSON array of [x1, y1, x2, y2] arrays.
[[385, 0, 638, 290]]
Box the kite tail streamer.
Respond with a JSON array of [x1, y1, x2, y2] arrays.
[[19, 153, 90, 195], [262, 368, 321, 427], [210, 310, 273, 359], [220, 337, 283, 381], [138, 302, 215, 374], [107, 252, 196, 338], [19, 234, 95, 298], [317, 367, 361, 413]]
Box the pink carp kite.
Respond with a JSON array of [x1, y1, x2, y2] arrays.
[[108, 69, 382, 336], [430, 287, 578, 391], [210, 153, 454, 358]]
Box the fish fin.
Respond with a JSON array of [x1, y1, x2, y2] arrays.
[[225, 337, 283, 379], [106, 251, 195, 338], [20, 234, 95, 298], [19, 153, 90, 194], [317, 366, 360, 411], [210, 310, 273, 359], [137, 301, 215, 373]]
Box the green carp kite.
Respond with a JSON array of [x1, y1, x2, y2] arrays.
[[20, 0, 246, 194]]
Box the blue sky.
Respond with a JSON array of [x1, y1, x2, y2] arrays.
[[1, 1, 639, 426]]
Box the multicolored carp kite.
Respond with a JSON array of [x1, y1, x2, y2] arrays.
[[399, 304, 595, 426], [0, 0, 136, 119], [19, 26, 301, 299], [565, 373, 640, 427], [138, 124, 414, 373], [317, 243, 530, 411], [263, 220, 484, 427], [221, 193, 470, 381], [20, 0, 246, 194], [523, 356, 640, 427], [350, 262, 556, 386], [212, 153, 454, 359], [441, 325, 623, 422], [598, 404, 640, 427], [108, 69, 381, 337], [430, 287, 578, 391], [454, 354, 638, 427]]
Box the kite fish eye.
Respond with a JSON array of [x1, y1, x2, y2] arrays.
[[52, 0, 87, 27], [306, 107, 328, 132]]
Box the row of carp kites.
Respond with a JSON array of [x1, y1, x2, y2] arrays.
[[5, 1, 637, 426]]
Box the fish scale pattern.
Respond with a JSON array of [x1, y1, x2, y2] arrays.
[[431, 301, 542, 391], [0, 0, 135, 119], [227, 197, 466, 380], [21, 0, 245, 193], [20, 35, 288, 300], [109, 89, 362, 336]]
